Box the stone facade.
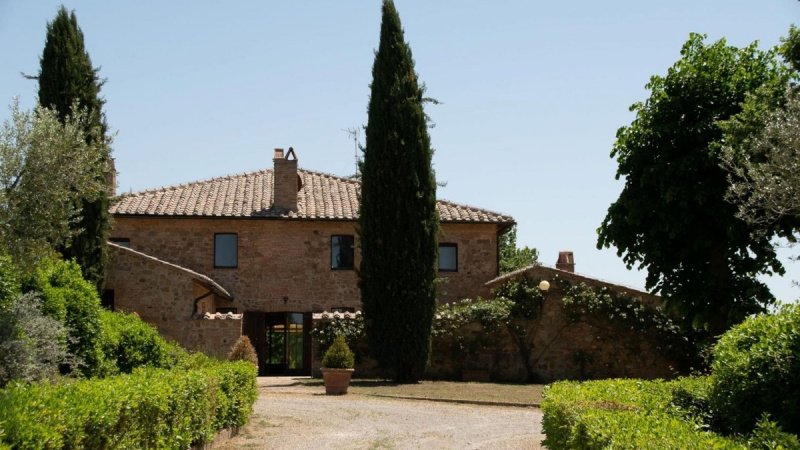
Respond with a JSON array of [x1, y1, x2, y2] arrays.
[[105, 244, 241, 357], [108, 217, 501, 312]]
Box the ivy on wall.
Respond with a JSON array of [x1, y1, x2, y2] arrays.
[[311, 274, 689, 380]]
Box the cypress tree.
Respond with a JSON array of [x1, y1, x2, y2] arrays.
[[359, 0, 439, 383], [36, 6, 111, 290]]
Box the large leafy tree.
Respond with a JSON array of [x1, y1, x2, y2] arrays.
[[0, 101, 106, 271], [35, 6, 112, 290], [722, 27, 800, 235], [597, 34, 791, 336], [359, 0, 438, 383]]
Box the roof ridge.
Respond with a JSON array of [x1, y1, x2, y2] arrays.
[[114, 167, 273, 199]]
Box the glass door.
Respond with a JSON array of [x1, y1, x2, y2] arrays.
[[265, 312, 310, 375]]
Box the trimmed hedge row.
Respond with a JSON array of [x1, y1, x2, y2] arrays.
[[0, 360, 257, 450], [541, 378, 742, 449]]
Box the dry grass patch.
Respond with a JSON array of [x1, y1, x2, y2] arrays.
[[303, 379, 543, 406]]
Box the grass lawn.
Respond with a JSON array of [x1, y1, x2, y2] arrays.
[[302, 379, 544, 406]]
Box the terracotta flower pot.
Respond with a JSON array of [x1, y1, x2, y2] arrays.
[[321, 368, 355, 395]]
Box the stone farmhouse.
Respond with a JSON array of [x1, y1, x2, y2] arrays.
[[105, 148, 515, 375]]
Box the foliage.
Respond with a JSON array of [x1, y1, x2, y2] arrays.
[[321, 335, 355, 369], [99, 310, 175, 375], [433, 298, 514, 337], [542, 377, 744, 449], [0, 293, 69, 387], [597, 33, 792, 336], [359, 0, 439, 383], [0, 101, 106, 272], [0, 359, 257, 450], [25, 258, 106, 377], [36, 6, 112, 290], [780, 24, 800, 72], [228, 335, 258, 367], [722, 88, 800, 236], [311, 314, 365, 355], [709, 304, 800, 435], [0, 255, 20, 312], [498, 225, 539, 274]]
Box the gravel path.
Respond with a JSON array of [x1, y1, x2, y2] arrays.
[[216, 379, 545, 450]]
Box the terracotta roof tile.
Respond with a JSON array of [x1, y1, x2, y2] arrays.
[[111, 168, 514, 224]]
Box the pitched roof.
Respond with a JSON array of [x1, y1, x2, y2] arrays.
[[111, 168, 515, 225]]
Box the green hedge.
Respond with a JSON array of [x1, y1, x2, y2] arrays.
[[0, 360, 257, 450], [541, 378, 742, 449], [710, 304, 800, 435], [99, 310, 178, 375]]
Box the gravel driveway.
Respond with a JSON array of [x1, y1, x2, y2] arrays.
[[216, 378, 545, 450]]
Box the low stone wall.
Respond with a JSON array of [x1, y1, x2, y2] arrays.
[[183, 316, 243, 360], [312, 295, 680, 382], [427, 297, 679, 383]]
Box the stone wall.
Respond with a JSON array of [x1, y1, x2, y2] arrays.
[[110, 216, 501, 312], [105, 245, 241, 357], [311, 266, 679, 382], [426, 296, 678, 382]]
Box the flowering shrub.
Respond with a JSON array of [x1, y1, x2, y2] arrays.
[[311, 315, 365, 355]]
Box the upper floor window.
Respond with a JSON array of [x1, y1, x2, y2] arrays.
[[331, 235, 355, 270], [214, 233, 238, 268], [438, 243, 458, 272], [110, 237, 130, 248]]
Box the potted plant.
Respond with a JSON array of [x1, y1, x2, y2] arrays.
[[321, 335, 355, 395]]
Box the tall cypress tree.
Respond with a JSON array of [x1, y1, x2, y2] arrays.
[[359, 0, 439, 383], [36, 6, 111, 290]]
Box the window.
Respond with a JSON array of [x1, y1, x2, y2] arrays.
[[110, 237, 130, 247], [214, 233, 238, 268], [438, 243, 458, 272], [331, 235, 355, 269]]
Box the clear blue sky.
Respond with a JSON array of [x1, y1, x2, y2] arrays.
[[1, 1, 798, 300]]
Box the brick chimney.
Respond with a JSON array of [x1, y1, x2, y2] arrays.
[[272, 147, 299, 212], [556, 251, 575, 272]]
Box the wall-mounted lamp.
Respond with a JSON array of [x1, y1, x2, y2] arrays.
[[538, 280, 551, 293], [282, 296, 289, 305]]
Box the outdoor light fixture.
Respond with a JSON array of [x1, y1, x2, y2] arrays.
[[538, 280, 551, 292]]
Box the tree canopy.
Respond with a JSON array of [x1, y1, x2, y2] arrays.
[[359, 0, 439, 383], [0, 101, 106, 272], [499, 225, 539, 274], [597, 33, 792, 336], [36, 6, 112, 290]]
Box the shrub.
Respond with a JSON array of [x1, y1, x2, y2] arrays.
[[322, 335, 354, 369], [0, 293, 69, 387], [228, 335, 258, 367], [311, 314, 365, 355], [0, 254, 20, 312], [709, 304, 800, 435], [24, 258, 106, 377], [99, 310, 175, 374], [542, 378, 743, 449], [0, 358, 257, 449]]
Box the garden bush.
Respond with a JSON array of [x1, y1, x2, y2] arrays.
[[709, 304, 800, 435], [322, 335, 355, 369], [0, 358, 257, 450], [542, 378, 743, 449], [99, 310, 177, 374], [0, 293, 68, 387], [24, 258, 106, 377], [228, 335, 258, 367]]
